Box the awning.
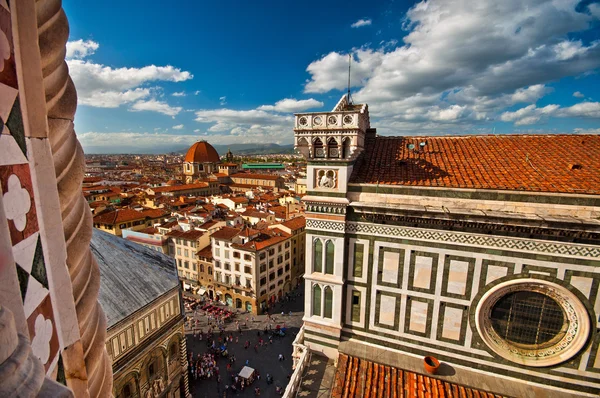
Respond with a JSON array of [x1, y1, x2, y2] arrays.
[[238, 366, 255, 379], [216, 290, 223, 295], [197, 288, 206, 295], [183, 282, 191, 290]]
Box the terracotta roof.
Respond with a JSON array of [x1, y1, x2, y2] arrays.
[[230, 197, 249, 203], [332, 354, 507, 398], [350, 135, 600, 194], [230, 173, 281, 181], [166, 229, 205, 240], [140, 208, 168, 219], [232, 229, 290, 251], [151, 182, 209, 193], [281, 216, 305, 230], [220, 162, 238, 167], [184, 141, 220, 163], [210, 226, 242, 241], [93, 209, 145, 225], [197, 245, 213, 259]]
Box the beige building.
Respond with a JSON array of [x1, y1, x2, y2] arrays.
[[269, 216, 306, 289], [166, 229, 209, 288], [229, 173, 286, 191], [93, 208, 168, 236], [93, 230, 189, 398], [211, 227, 293, 314]]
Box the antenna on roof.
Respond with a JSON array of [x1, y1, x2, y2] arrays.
[[347, 54, 353, 105]]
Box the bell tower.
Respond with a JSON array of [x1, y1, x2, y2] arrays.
[[294, 95, 374, 358]]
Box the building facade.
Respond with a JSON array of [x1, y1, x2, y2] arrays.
[[93, 230, 189, 398], [296, 95, 600, 397], [211, 227, 293, 314]]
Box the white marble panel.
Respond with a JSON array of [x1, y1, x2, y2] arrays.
[[382, 250, 400, 283], [485, 264, 508, 286], [571, 276, 594, 298], [378, 294, 396, 326], [441, 306, 463, 341], [409, 300, 428, 334], [447, 260, 469, 295], [413, 255, 432, 289]]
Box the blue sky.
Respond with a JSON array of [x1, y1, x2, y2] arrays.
[[64, 0, 600, 154]]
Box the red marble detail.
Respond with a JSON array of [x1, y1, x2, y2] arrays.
[[27, 294, 59, 372], [0, 163, 39, 246]]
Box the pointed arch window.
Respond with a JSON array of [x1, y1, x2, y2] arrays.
[[325, 240, 335, 274], [314, 239, 323, 273], [324, 286, 333, 319], [312, 284, 322, 316], [313, 138, 325, 158]]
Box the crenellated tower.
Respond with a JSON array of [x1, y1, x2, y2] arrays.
[[294, 95, 374, 358]]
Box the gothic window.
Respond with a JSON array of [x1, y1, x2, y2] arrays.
[[325, 240, 334, 274], [324, 286, 333, 319], [327, 137, 339, 158], [351, 291, 361, 322], [342, 137, 351, 159], [314, 239, 323, 273], [313, 284, 322, 317], [313, 138, 325, 158]]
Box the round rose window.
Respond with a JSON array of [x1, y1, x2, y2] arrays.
[[475, 279, 590, 367]]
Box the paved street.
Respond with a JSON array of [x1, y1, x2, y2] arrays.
[[185, 284, 305, 397]]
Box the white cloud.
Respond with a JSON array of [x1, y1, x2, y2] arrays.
[[573, 127, 600, 134], [66, 39, 99, 59], [573, 91, 585, 98], [66, 40, 192, 110], [219, 96, 227, 105], [194, 90, 201, 95], [172, 91, 186, 97], [351, 19, 372, 28], [501, 101, 600, 125], [303, 0, 600, 133], [258, 98, 324, 112], [130, 99, 182, 117], [193, 129, 201, 133], [172, 124, 184, 130]]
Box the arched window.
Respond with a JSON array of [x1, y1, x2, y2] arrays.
[[314, 239, 323, 273], [325, 240, 334, 274], [313, 138, 324, 158], [121, 384, 132, 398], [200, 264, 204, 273], [208, 267, 212, 275], [342, 138, 351, 159], [324, 286, 333, 319], [327, 137, 339, 158], [312, 284, 322, 317], [169, 342, 178, 359]]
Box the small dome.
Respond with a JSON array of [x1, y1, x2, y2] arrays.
[[184, 141, 220, 163]]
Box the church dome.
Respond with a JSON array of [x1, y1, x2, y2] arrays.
[[184, 141, 220, 163]]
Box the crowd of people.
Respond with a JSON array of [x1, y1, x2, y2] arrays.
[[189, 352, 219, 381]]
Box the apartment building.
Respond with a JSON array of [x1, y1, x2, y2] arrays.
[[166, 230, 209, 290], [211, 226, 293, 314]]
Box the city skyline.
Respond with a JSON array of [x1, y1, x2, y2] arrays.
[[65, 0, 600, 154]]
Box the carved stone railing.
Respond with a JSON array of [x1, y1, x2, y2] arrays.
[[282, 325, 309, 398], [37, 0, 113, 396]]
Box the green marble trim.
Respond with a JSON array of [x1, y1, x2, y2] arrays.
[[305, 328, 340, 341], [306, 190, 348, 198], [349, 232, 600, 268], [304, 337, 339, 349]]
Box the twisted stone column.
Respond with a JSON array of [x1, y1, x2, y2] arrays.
[[35, 0, 113, 396]]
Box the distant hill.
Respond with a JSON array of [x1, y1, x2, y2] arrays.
[[170, 143, 295, 156], [213, 143, 294, 155]]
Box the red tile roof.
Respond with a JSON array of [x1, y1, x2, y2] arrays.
[[281, 216, 305, 231], [210, 226, 242, 240], [350, 135, 600, 194], [166, 229, 205, 240], [93, 209, 145, 225], [151, 182, 209, 193], [332, 354, 507, 398]]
